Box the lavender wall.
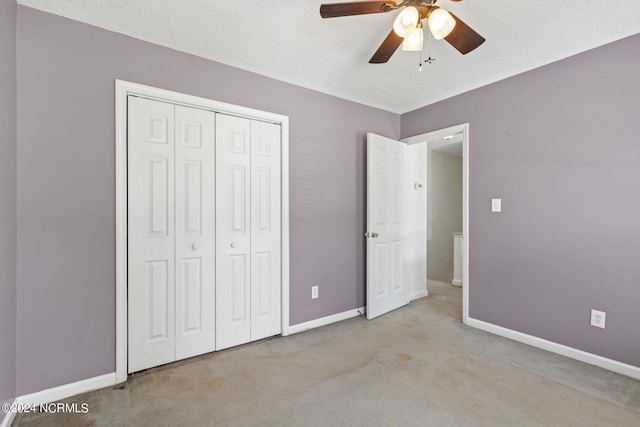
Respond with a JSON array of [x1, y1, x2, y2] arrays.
[[427, 150, 462, 282], [16, 6, 399, 395], [402, 34, 640, 367], [0, 0, 17, 406]]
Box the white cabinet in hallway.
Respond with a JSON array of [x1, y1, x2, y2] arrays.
[[452, 232, 462, 287]]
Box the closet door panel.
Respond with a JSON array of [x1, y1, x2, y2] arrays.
[[250, 121, 282, 341], [128, 97, 176, 372], [216, 114, 252, 350], [174, 105, 216, 359]]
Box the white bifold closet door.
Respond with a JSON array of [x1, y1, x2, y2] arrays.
[[128, 96, 216, 373], [215, 114, 282, 350]]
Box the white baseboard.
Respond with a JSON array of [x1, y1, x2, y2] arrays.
[[14, 373, 116, 407], [410, 290, 428, 301], [467, 317, 640, 380], [1, 374, 115, 426], [1, 405, 16, 427], [288, 307, 365, 335], [451, 280, 462, 287]]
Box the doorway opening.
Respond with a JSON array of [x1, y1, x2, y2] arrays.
[[403, 123, 469, 323]]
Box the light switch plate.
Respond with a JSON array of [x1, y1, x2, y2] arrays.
[[491, 198, 502, 212]]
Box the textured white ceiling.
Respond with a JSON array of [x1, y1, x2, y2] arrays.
[[17, 0, 640, 113]]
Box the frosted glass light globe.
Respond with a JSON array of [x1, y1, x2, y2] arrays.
[[402, 27, 423, 51], [393, 6, 420, 38], [428, 8, 456, 40]]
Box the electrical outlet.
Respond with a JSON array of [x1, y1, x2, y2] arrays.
[[311, 286, 319, 300], [590, 309, 606, 329]]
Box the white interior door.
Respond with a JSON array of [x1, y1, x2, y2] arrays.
[[366, 133, 408, 319], [129, 98, 216, 372], [216, 114, 282, 350], [216, 114, 252, 350], [128, 96, 176, 372], [174, 105, 216, 360], [250, 120, 281, 341]]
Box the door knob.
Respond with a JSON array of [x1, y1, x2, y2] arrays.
[[191, 244, 199, 250], [364, 232, 371, 238], [230, 242, 237, 248]]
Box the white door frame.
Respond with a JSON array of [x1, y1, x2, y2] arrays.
[[115, 80, 290, 383], [402, 123, 470, 324]]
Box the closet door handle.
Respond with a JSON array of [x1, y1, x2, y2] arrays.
[[191, 244, 199, 251], [230, 242, 237, 248]]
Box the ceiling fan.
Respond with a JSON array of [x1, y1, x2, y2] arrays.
[[319, 0, 485, 63]]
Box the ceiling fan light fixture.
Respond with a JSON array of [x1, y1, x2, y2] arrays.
[[402, 26, 423, 51], [428, 8, 456, 40], [393, 6, 419, 38]]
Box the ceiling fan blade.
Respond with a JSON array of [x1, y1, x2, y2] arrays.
[[320, 1, 393, 18], [444, 13, 485, 55], [369, 29, 403, 63]]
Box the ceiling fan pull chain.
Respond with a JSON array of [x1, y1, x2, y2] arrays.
[[425, 29, 436, 67]]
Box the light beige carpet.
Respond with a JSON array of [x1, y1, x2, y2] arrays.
[[14, 280, 640, 426]]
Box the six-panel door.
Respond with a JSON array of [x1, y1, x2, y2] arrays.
[[128, 98, 217, 372], [128, 97, 282, 372], [215, 114, 282, 350], [174, 105, 216, 360], [249, 120, 282, 342], [215, 114, 252, 349], [128, 97, 177, 372], [366, 133, 408, 320]]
